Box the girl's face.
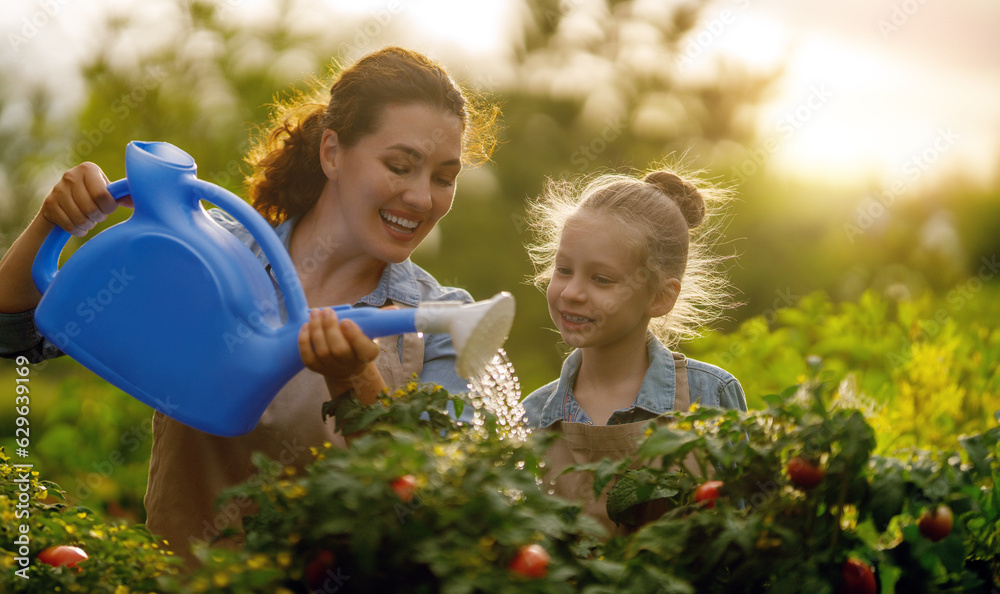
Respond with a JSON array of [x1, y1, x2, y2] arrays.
[[320, 103, 463, 264], [546, 212, 674, 351]]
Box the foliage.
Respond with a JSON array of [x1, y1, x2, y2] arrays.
[[0, 447, 182, 592], [170, 385, 608, 593], [0, 358, 156, 522], [3, 359, 998, 591], [685, 287, 1000, 454], [597, 383, 999, 592], [170, 378, 1000, 593]]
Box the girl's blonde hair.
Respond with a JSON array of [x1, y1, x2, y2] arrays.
[[527, 165, 735, 347]]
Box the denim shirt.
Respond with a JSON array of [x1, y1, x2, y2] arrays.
[[0, 208, 474, 396], [521, 335, 748, 429]]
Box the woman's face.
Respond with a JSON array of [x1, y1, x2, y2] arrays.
[[320, 103, 463, 264]]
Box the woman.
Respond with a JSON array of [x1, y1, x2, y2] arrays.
[[0, 46, 497, 561]]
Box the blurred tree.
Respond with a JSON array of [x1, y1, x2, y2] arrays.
[[421, 0, 780, 387]]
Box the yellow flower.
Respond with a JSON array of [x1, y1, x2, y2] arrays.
[[212, 571, 231, 587], [277, 551, 292, 568], [114, 586, 131, 594], [247, 554, 269, 570]]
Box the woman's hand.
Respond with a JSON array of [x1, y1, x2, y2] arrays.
[[40, 163, 131, 237], [0, 163, 131, 313], [298, 309, 386, 404]]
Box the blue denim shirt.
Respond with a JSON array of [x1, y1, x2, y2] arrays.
[[521, 335, 747, 428], [0, 208, 474, 396]]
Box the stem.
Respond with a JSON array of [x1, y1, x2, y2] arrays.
[[829, 470, 850, 552]]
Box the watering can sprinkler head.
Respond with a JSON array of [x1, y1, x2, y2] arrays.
[[415, 292, 516, 379]]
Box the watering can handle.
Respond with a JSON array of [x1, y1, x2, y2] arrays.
[[187, 178, 309, 327], [32, 179, 132, 295]]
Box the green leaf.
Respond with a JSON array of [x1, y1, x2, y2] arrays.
[[959, 429, 998, 478], [867, 470, 905, 531], [635, 428, 702, 460]]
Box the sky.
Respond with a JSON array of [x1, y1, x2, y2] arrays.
[[3, 0, 999, 190]]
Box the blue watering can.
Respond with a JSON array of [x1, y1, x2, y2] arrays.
[[32, 141, 515, 437]]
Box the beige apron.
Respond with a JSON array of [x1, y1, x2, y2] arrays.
[[144, 331, 424, 564], [542, 352, 696, 536]]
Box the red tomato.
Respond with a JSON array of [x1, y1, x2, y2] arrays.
[[304, 550, 337, 590], [693, 480, 725, 509], [837, 558, 876, 594], [509, 544, 550, 579], [787, 456, 826, 489], [37, 545, 88, 569], [390, 475, 417, 503], [918, 504, 953, 542]]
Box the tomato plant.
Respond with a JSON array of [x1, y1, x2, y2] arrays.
[[837, 558, 876, 594], [693, 480, 724, 508], [786, 456, 825, 489], [304, 550, 338, 590], [508, 544, 550, 579], [918, 504, 954, 542], [37, 545, 87, 569], [390, 474, 417, 503]]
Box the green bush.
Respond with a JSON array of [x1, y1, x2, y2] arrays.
[[0, 447, 182, 592], [171, 379, 998, 593]]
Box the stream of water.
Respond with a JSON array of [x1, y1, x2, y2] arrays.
[[466, 348, 530, 441]]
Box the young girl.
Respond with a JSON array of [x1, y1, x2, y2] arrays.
[[521, 168, 747, 532]]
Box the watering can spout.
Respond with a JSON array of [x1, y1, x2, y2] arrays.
[[329, 292, 516, 380], [415, 292, 516, 379]]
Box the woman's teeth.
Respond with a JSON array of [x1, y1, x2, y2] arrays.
[[381, 211, 419, 231]]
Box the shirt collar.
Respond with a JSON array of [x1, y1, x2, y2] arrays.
[[536, 334, 677, 428], [268, 216, 422, 308]]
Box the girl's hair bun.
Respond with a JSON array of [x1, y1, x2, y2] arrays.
[[643, 170, 705, 229]]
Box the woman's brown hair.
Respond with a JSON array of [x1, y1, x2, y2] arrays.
[[246, 46, 499, 224]]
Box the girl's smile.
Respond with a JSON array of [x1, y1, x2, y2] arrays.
[[547, 213, 664, 351]]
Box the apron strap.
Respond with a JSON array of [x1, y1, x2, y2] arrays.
[[671, 351, 690, 412]]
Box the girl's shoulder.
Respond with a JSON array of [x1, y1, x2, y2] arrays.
[[682, 356, 740, 385], [680, 355, 747, 411]]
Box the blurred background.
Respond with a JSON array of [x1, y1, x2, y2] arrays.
[[1, 0, 998, 519]]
